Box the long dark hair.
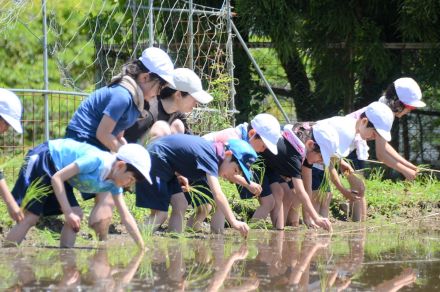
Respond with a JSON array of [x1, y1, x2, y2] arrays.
[[158, 86, 189, 100], [108, 59, 165, 88], [382, 83, 405, 113]]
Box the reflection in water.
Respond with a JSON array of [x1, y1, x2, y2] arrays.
[[1, 222, 439, 290]]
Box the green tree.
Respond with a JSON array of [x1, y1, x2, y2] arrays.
[[235, 0, 440, 121]]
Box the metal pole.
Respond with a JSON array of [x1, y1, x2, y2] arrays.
[[131, 0, 138, 56], [226, 0, 236, 126], [149, 0, 154, 47], [188, 0, 194, 69], [230, 21, 291, 124], [42, 0, 50, 140]]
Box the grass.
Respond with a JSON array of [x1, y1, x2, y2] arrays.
[[0, 162, 439, 247]]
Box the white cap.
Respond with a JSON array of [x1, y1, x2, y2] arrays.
[[116, 144, 152, 184], [0, 88, 23, 134], [171, 68, 213, 104], [312, 122, 339, 166], [365, 101, 394, 142], [139, 47, 175, 87], [250, 113, 281, 154], [394, 77, 425, 107]]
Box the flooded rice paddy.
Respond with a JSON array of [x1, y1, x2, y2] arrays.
[[0, 217, 439, 291]]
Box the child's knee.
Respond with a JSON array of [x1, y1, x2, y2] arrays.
[[170, 119, 185, 134], [23, 212, 40, 227], [149, 121, 172, 140], [198, 204, 212, 216], [261, 196, 275, 210]]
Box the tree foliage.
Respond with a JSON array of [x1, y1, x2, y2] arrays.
[[235, 0, 440, 121]]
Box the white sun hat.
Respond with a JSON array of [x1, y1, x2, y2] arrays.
[[312, 122, 340, 166], [171, 68, 213, 104], [0, 88, 23, 134], [116, 144, 152, 184], [365, 101, 394, 142], [394, 77, 425, 107], [139, 47, 175, 88], [251, 113, 281, 154]]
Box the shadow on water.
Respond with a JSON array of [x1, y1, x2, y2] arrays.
[[1, 218, 439, 291]]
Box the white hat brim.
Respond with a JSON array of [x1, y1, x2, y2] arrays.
[[1, 114, 22, 133], [406, 100, 426, 107], [191, 90, 213, 104], [376, 128, 391, 142], [260, 135, 278, 154], [158, 73, 175, 88]]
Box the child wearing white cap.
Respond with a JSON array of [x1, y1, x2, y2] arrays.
[[5, 139, 151, 248], [65, 47, 174, 239], [0, 89, 24, 223], [312, 102, 397, 221], [262, 122, 336, 231], [309, 77, 425, 221], [185, 113, 282, 233], [124, 67, 213, 144]]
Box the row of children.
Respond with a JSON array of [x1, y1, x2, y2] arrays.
[[0, 45, 425, 248]]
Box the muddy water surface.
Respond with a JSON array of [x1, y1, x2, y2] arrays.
[[1, 218, 439, 291]]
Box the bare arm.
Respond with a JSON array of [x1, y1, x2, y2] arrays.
[[96, 115, 124, 152], [291, 177, 332, 231], [375, 137, 417, 180], [0, 178, 24, 222], [206, 174, 249, 237], [51, 163, 82, 231], [113, 194, 145, 249], [229, 174, 262, 196], [328, 160, 359, 201]]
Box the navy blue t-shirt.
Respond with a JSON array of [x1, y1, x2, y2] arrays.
[[147, 134, 219, 182], [262, 136, 312, 179], [67, 84, 140, 146]]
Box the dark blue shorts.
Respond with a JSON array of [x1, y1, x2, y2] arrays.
[[312, 167, 330, 192], [12, 142, 79, 217], [65, 128, 108, 200], [346, 150, 365, 170], [135, 176, 183, 212], [185, 179, 214, 207]]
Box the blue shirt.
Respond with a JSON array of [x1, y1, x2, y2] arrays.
[[48, 139, 122, 195], [148, 134, 219, 182], [67, 85, 140, 147]]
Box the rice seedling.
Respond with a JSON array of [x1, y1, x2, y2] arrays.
[[20, 176, 53, 211]]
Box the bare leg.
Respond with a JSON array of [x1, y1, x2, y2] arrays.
[[145, 209, 169, 230], [210, 208, 226, 234], [346, 173, 366, 222], [60, 206, 83, 248], [319, 192, 332, 218], [168, 192, 189, 233], [252, 194, 275, 220], [5, 211, 40, 245], [187, 203, 212, 231], [88, 192, 114, 240], [286, 194, 301, 227], [270, 182, 284, 230]]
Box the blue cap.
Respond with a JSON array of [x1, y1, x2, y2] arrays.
[[226, 139, 258, 184]]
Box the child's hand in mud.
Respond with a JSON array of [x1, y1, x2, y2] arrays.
[[303, 214, 319, 229], [7, 202, 24, 222], [315, 216, 333, 232], [66, 212, 81, 233], [247, 182, 262, 196], [232, 220, 250, 238]]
